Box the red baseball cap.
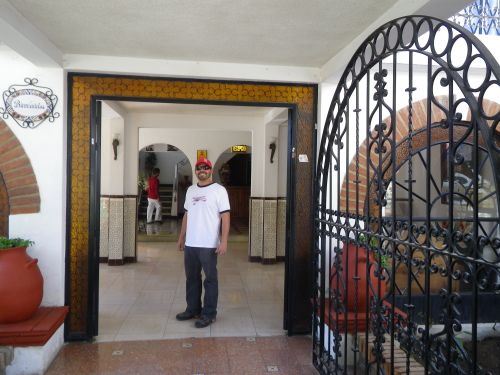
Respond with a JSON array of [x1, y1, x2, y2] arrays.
[[195, 157, 212, 168]]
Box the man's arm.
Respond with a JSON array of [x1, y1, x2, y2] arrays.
[[216, 212, 230, 255], [177, 212, 188, 251]]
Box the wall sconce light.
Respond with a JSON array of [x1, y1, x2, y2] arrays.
[[269, 141, 276, 163], [112, 135, 120, 160]]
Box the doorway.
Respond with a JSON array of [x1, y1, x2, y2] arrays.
[[66, 74, 316, 340], [94, 99, 297, 340]]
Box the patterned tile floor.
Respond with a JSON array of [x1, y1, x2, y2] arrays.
[[97, 238, 285, 341], [46, 335, 318, 374], [46, 225, 320, 374]]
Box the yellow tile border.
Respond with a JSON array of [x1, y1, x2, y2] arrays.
[[67, 73, 316, 337]]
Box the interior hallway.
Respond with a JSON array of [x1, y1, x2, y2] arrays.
[[97, 222, 285, 341], [97, 242, 285, 341]]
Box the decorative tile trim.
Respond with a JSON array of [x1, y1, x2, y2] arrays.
[[123, 197, 136, 259], [107, 259, 124, 266], [99, 197, 109, 258], [249, 197, 288, 264], [277, 199, 287, 258], [67, 74, 315, 334], [250, 199, 263, 258], [108, 198, 124, 261], [263, 200, 277, 260]]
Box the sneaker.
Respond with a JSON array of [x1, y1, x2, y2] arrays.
[[146, 221, 154, 224], [194, 316, 215, 328], [155, 220, 163, 224], [175, 311, 199, 321]]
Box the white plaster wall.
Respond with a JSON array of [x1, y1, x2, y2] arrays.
[[138, 150, 188, 185], [100, 107, 125, 195], [139, 127, 251, 183], [64, 54, 320, 84], [277, 123, 288, 197], [6, 325, 64, 375], [264, 123, 280, 197], [0, 46, 65, 306], [123, 111, 272, 196]]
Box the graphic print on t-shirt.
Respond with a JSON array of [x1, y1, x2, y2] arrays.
[[192, 195, 207, 205]]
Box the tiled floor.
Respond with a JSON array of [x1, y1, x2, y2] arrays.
[[97, 239, 285, 342], [46, 335, 317, 374], [46, 229, 318, 374]]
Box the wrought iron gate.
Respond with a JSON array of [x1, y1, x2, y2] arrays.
[[314, 16, 500, 375]]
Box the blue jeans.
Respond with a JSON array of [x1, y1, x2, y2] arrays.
[[184, 246, 218, 319]]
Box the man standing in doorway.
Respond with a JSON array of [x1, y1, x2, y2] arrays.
[[176, 157, 230, 328], [146, 167, 162, 224]]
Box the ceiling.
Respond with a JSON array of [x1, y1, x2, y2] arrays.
[[104, 101, 289, 126], [6, 0, 398, 67], [116, 101, 280, 116]]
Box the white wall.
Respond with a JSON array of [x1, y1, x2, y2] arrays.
[[278, 123, 288, 197], [138, 150, 188, 185], [124, 111, 274, 196], [0, 46, 65, 306], [139, 127, 251, 184], [100, 103, 125, 195], [263, 123, 280, 197]]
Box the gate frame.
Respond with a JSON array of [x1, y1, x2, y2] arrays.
[[314, 15, 500, 375]]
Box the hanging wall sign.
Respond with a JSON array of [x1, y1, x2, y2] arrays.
[[0, 78, 59, 129], [231, 145, 248, 152]]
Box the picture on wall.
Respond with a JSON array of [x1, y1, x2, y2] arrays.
[[197, 149, 207, 160]]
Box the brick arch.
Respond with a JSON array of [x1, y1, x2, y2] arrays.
[[340, 98, 500, 216], [0, 120, 40, 215]]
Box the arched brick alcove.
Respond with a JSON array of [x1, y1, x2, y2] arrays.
[[0, 120, 40, 218], [339, 98, 500, 216]]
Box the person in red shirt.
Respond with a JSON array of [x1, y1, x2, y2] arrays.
[[146, 167, 161, 224]]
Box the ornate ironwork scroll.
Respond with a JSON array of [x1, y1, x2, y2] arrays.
[[314, 15, 500, 375], [451, 0, 500, 36]]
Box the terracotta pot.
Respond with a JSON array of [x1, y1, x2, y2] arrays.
[[330, 243, 386, 312], [0, 246, 43, 323]]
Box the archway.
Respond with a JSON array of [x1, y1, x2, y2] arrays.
[[213, 145, 252, 224], [137, 143, 192, 239], [0, 120, 40, 217], [340, 98, 500, 217]]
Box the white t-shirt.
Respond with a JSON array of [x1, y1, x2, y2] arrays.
[[184, 182, 230, 248]]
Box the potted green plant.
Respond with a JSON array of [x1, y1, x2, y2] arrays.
[[0, 236, 43, 323]]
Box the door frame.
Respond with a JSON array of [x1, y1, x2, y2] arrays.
[[65, 73, 317, 340]]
